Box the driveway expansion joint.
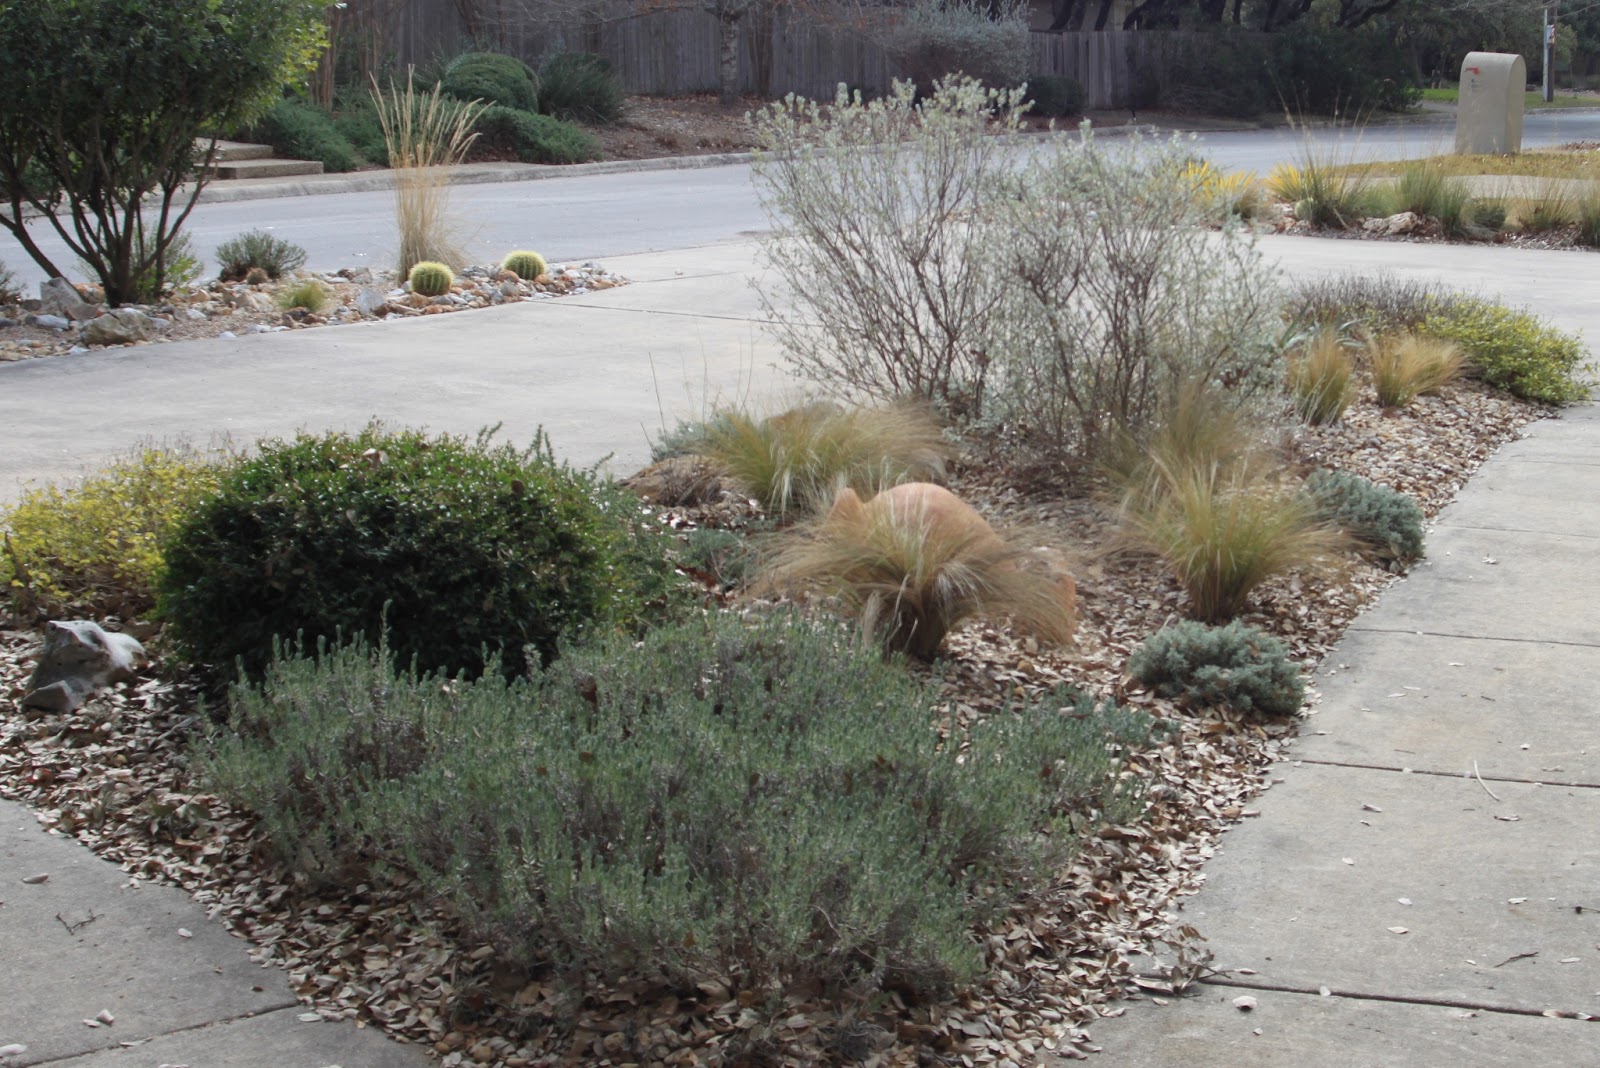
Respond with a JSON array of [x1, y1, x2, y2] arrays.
[[1345, 626, 1600, 650], [24, 1001, 302, 1066], [1290, 757, 1600, 790], [1194, 975, 1599, 1022]]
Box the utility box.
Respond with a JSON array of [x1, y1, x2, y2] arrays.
[[1455, 52, 1525, 155]]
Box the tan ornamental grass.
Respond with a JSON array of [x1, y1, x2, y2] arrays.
[[1286, 328, 1357, 425], [1370, 333, 1465, 408], [371, 72, 485, 276], [696, 401, 951, 520], [764, 484, 1077, 660], [1111, 382, 1347, 622]]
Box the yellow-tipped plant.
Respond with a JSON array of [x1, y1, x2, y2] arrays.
[[371, 72, 486, 276], [1111, 383, 1347, 622], [1370, 333, 1465, 408], [1184, 161, 1266, 221], [1287, 328, 1357, 425], [695, 402, 951, 519], [764, 485, 1076, 660]]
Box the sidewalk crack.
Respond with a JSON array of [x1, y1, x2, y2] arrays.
[[1293, 758, 1600, 791], [1197, 975, 1597, 1022], [32, 1000, 301, 1065]]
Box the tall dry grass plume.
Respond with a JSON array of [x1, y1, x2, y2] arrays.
[[695, 402, 951, 519], [1111, 383, 1347, 622], [1286, 328, 1357, 425], [1370, 333, 1464, 408], [371, 72, 485, 276], [765, 483, 1077, 660]]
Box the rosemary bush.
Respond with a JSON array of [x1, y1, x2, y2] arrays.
[[204, 611, 1154, 999]]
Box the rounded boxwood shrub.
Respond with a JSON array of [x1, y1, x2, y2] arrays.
[[1304, 468, 1424, 568], [439, 51, 539, 113], [407, 260, 453, 296], [1128, 619, 1304, 719], [1026, 74, 1084, 117], [501, 249, 547, 280], [157, 426, 669, 681]]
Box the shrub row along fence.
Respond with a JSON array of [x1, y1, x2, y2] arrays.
[[392, 2, 1197, 108]]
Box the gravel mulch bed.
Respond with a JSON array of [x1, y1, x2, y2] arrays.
[[0, 380, 1546, 1066], [0, 262, 626, 364]]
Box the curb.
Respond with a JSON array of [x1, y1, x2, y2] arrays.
[[193, 152, 759, 205]]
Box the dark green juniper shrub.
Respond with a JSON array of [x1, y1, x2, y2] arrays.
[[1128, 619, 1304, 719], [245, 97, 365, 172], [1025, 75, 1084, 118], [536, 51, 624, 124], [1304, 469, 1424, 568], [158, 424, 676, 682], [202, 611, 1155, 998], [470, 105, 600, 164]]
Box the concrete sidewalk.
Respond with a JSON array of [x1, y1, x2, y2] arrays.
[[1085, 411, 1600, 1063], [0, 800, 428, 1066]]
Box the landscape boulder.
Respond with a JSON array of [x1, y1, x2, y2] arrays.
[[81, 307, 157, 346], [39, 276, 100, 321], [22, 620, 147, 715]]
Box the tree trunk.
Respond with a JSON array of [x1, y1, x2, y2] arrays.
[[718, 15, 741, 106]]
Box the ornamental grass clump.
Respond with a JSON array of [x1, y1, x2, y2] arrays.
[[215, 229, 307, 282], [693, 401, 950, 519], [202, 611, 1155, 999], [371, 72, 484, 276], [1268, 154, 1371, 229], [1128, 619, 1304, 719], [1111, 383, 1347, 622], [764, 483, 1076, 660], [157, 424, 678, 682], [276, 276, 332, 313], [1386, 162, 1472, 234], [1304, 468, 1424, 569], [1369, 333, 1464, 408], [1286, 328, 1357, 425], [2, 444, 229, 622]]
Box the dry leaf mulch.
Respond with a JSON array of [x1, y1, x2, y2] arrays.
[[0, 380, 1546, 1068]]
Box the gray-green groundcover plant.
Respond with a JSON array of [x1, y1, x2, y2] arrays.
[[203, 611, 1155, 1000], [1128, 619, 1304, 719], [1304, 468, 1425, 568]]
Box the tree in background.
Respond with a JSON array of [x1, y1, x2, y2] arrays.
[[0, 0, 332, 305]]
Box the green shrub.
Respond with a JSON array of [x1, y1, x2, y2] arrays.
[[681, 527, 755, 587], [500, 249, 547, 279], [406, 260, 453, 295], [202, 611, 1154, 997], [536, 51, 624, 123], [439, 51, 539, 112], [276, 276, 331, 313], [215, 229, 308, 282], [3, 445, 229, 621], [886, 0, 1030, 93], [1288, 271, 1454, 333], [157, 425, 676, 681], [1025, 74, 1084, 117], [246, 97, 365, 172], [332, 106, 389, 167], [1304, 469, 1423, 568], [0, 260, 18, 305], [1471, 198, 1508, 231], [1128, 619, 1304, 719], [1418, 298, 1593, 404], [470, 105, 599, 164], [106, 228, 201, 302]]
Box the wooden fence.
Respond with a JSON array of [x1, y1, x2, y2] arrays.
[[390, 2, 1184, 108]]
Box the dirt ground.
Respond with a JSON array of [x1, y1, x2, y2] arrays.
[[586, 94, 766, 160]]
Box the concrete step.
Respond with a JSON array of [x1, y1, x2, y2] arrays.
[[210, 139, 274, 162], [211, 157, 327, 180]]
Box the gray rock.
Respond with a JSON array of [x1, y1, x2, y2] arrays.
[[340, 266, 376, 285], [499, 280, 522, 299], [22, 620, 146, 715], [355, 288, 388, 317], [0, 318, 16, 328], [245, 323, 271, 334], [81, 307, 156, 346], [26, 313, 71, 330], [39, 276, 99, 321], [217, 330, 237, 339], [67, 345, 89, 355], [185, 307, 208, 321]]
